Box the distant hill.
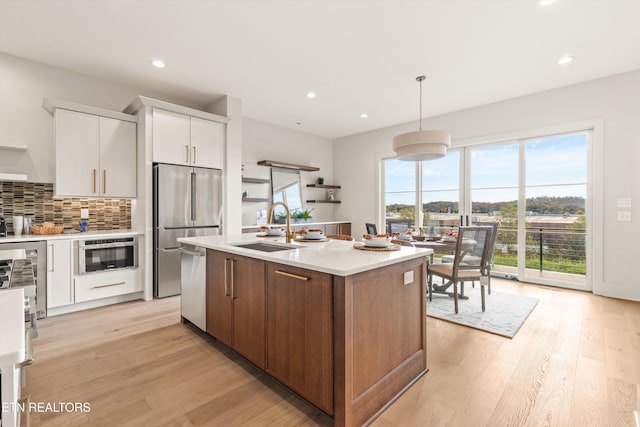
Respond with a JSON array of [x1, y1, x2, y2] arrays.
[[388, 196, 585, 215]]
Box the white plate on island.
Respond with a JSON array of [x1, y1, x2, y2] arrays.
[[362, 238, 391, 248]]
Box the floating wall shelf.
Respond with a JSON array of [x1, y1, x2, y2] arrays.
[[242, 177, 271, 184], [243, 197, 271, 203], [257, 160, 320, 172], [306, 200, 341, 204], [307, 184, 341, 189]]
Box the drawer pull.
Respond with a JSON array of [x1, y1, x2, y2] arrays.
[[94, 281, 125, 289], [275, 270, 309, 281], [93, 169, 97, 193]]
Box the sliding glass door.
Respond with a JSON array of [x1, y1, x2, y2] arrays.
[[382, 130, 589, 290]]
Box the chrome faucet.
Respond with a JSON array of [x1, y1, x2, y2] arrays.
[[268, 201, 294, 243]]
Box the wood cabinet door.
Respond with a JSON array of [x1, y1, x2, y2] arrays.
[[206, 249, 233, 346], [266, 263, 333, 414], [99, 117, 137, 198], [54, 109, 100, 197], [191, 117, 224, 169], [231, 255, 266, 368], [152, 109, 191, 165]]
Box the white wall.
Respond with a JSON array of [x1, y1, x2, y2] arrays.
[[334, 70, 640, 301], [241, 118, 336, 225], [0, 52, 204, 183]]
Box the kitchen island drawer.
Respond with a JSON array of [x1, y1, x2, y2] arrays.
[[74, 269, 142, 303]]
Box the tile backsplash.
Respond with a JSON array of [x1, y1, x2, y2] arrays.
[[0, 181, 131, 233]]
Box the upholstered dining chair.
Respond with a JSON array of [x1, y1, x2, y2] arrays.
[[365, 223, 377, 235], [441, 222, 499, 294], [428, 226, 492, 313], [326, 234, 354, 241]]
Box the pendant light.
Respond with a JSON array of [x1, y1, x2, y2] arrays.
[[393, 75, 450, 161]]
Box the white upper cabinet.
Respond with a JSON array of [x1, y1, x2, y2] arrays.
[[54, 109, 137, 198], [152, 108, 224, 169], [99, 117, 137, 198], [54, 109, 101, 197], [191, 116, 223, 169]]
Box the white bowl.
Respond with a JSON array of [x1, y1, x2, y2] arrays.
[[442, 235, 456, 242], [265, 228, 284, 236], [303, 230, 324, 239], [397, 234, 413, 241], [363, 236, 390, 247]]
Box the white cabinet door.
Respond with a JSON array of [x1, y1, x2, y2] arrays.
[[54, 109, 100, 197], [152, 109, 191, 165], [46, 240, 73, 308], [100, 117, 137, 198], [191, 117, 224, 169]]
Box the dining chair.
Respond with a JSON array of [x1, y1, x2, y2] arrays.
[[440, 222, 499, 294], [386, 220, 411, 235], [365, 223, 377, 235], [475, 222, 499, 294], [326, 234, 354, 241], [428, 226, 492, 313]]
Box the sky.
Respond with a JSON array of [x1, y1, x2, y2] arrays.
[[385, 132, 587, 207]]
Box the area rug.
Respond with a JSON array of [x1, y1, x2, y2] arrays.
[[426, 286, 538, 338]]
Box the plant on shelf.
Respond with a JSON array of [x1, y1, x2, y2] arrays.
[[291, 208, 314, 223]]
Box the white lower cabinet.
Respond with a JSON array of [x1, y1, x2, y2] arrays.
[[74, 269, 142, 303], [47, 240, 73, 308]]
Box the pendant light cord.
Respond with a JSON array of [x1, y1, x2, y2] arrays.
[[417, 75, 425, 131]]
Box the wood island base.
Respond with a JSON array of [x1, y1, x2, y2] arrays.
[[204, 249, 428, 426]]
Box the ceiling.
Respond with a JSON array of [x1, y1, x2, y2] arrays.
[[2, 0, 640, 139]]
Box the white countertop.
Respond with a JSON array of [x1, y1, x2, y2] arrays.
[[0, 288, 26, 367], [178, 234, 433, 276], [0, 229, 143, 244]]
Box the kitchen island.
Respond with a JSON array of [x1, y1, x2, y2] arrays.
[[177, 234, 433, 426]]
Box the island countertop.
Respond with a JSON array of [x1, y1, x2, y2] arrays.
[[177, 234, 433, 277]]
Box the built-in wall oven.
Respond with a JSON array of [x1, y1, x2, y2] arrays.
[[77, 237, 138, 275]]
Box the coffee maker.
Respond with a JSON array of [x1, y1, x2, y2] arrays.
[[0, 215, 6, 237]]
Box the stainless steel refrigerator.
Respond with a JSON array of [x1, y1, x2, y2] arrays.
[[153, 163, 222, 298]]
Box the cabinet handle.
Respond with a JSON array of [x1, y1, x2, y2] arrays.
[[15, 328, 34, 369], [224, 258, 230, 296], [193, 146, 197, 164], [94, 281, 125, 289], [103, 170, 107, 194], [231, 258, 236, 299], [185, 145, 190, 163], [275, 270, 310, 281], [93, 169, 97, 193]]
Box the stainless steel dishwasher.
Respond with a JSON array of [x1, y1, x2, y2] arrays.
[[180, 244, 206, 331]]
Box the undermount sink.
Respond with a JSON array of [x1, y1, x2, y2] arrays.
[[232, 242, 298, 252]]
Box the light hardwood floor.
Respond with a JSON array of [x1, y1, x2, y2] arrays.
[[23, 279, 640, 426]]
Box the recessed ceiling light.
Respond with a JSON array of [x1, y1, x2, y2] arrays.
[[151, 59, 166, 68], [306, 91, 316, 99], [557, 55, 574, 65], [360, 113, 368, 118], [539, 0, 557, 5]]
